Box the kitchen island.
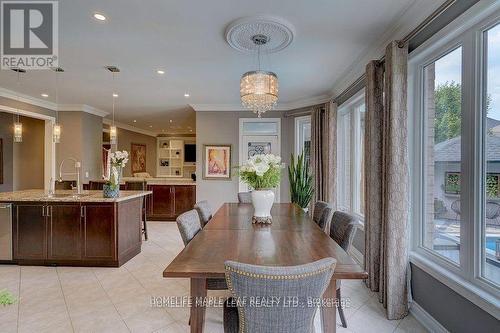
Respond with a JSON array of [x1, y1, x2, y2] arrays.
[[0, 189, 151, 267]]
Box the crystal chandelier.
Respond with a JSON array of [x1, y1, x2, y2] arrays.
[[240, 35, 278, 117]]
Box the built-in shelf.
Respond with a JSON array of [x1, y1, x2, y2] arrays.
[[157, 138, 184, 177]]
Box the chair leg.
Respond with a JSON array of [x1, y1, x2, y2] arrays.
[[143, 210, 148, 241], [337, 288, 347, 328]]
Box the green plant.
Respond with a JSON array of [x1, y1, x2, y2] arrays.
[[0, 290, 16, 306], [238, 154, 282, 190], [288, 152, 314, 209]]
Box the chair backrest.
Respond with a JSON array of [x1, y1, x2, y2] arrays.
[[125, 181, 146, 191], [329, 211, 358, 252], [176, 209, 202, 246], [313, 201, 332, 230], [194, 200, 213, 227], [238, 192, 252, 204], [485, 201, 500, 219], [55, 180, 75, 190], [88, 181, 104, 190], [224, 258, 336, 333]]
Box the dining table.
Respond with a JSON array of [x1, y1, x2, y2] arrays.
[[163, 203, 368, 333]]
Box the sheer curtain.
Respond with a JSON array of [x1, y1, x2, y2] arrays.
[[364, 41, 410, 320]]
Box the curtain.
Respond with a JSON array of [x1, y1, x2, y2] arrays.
[[311, 101, 337, 209], [364, 41, 409, 320]]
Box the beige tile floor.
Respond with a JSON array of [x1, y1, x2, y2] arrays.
[[0, 222, 427, 333]]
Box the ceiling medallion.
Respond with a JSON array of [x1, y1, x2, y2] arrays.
[[226, 16, 294, 117]]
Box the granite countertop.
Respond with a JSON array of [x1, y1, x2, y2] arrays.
[[0, 189, 152, 203]]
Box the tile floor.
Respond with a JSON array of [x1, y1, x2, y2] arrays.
[[0, 222, 428, 333]]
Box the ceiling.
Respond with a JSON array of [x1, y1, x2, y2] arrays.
[[0, 0, 439, 134]]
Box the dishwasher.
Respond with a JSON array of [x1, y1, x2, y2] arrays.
[[0, 203, 12, 261]]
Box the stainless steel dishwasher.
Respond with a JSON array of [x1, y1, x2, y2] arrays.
[[0, 203, 13, 260]]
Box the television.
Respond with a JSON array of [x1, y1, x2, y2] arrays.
[[184, 144, 196, 163]]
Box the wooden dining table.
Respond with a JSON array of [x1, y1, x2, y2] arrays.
[[163, 203, 368, 333]]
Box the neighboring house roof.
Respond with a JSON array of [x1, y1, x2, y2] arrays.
[[435, 117, 500, 162]]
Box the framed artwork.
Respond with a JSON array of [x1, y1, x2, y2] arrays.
[[131, 143, 147, 173], [0, 138, 3, 184], [203, 144, 231, 180]]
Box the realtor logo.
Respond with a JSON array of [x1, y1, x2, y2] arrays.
[[1, 1, 58, 69]]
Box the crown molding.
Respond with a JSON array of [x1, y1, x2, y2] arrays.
[[190, 94, 331, 112], [58, 104, 109, 117], [0, 86, 58, 110], [102, 118, 157, 137]]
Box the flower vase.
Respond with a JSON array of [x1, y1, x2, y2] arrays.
[[103, 166, 121, 198], [251, 190, 275, 224]]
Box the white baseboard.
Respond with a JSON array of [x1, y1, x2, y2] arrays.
[[410, 301, 449, 333]]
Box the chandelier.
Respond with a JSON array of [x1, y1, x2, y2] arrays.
[[240, 35, 278, 117]]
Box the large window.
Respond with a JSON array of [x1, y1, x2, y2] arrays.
[[295, 115, 311, 163], [411, 8, 500, 309], [337, 92, 365, 218]]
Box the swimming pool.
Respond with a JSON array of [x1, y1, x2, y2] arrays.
[[486, 237, 499, 251]]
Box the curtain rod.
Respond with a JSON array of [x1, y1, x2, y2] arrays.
[[333, 0, 456, 104]]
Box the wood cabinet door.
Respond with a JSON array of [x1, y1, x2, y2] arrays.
[[13, 204, 47, 260], [82, 205, 116, 260], [47, 204, 81, 260], [173, 186, 195, 216], [150, 185, 175, 218]]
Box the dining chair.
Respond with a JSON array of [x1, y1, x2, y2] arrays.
[[329, 211, 359, 328], [238, 192, 252, 203], [194, 200, 213, 227], [55, 180, 76, 190], [88, 181, 104, 190], [176, 210, 227, 290], [223, 258, 336, 333], [125, 181, 148, 240], [313, 201, 332, 231]]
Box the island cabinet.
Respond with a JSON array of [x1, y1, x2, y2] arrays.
[[146, 184, 195, 221], [10, 196, 144, 267]]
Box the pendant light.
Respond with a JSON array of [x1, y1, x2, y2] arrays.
[[12, 68, 25, 143], [52, 67, 64, 143], [107, 66, 120, 145]]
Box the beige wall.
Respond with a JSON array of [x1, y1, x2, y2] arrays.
[[57, 111, 103, 183], [117, 128, 157, 177], [0, 112, 14, 192], [13, 116, 45, 190], [196, 111, 292, 211]]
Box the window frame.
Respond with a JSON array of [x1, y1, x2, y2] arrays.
[[337, 89, 366, 222], [294, 115, 311, 158], [409, 2, 500, 318]]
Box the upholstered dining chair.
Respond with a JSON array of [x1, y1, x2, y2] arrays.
[[237, 192, 252, 204], [125, 181, 148, 240], [194, 200, 213, 227], [223, 258, 336, 333], [329, 211, 359, 328], [88, 181, 104, 190], [176, 210, 227, 290], [313, 201, 332, 231]]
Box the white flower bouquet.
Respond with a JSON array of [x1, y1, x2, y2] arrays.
[[238, 154, 283, 190], [105, 150, 129, 191]]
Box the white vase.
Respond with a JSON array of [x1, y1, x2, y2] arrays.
[[251, 190, 275, 223]]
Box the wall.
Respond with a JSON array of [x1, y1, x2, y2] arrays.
[[117, 128, 157, 177], [12, 116, 45, 190], [57, 111, 102, 183], [0, 112, 14, 192], [411, 264, 499, 333], [196, 111, 292, 211]]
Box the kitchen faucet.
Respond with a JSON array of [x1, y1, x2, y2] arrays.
[[58, 158, 82, 195]]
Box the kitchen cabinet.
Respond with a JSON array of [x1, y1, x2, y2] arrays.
[[82, 204, 115, 260], [146, 184, 195, 221], [47, 204, 81, 260], [13, 204, 47, 260]]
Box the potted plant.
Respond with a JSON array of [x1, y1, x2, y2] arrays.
[[238, 154, 282, 224], [103, 150, 129, 198], [288, 152, 314, 211]]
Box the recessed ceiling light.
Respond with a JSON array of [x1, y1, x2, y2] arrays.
[[156, 70, 165, 75], [113, 93, 118, 98], [184, 93, 190, 98], [133, 120, 137, 123], [169, 119, 173, 123], [93, 13, 106, 21], [41, 93, 49, 98]]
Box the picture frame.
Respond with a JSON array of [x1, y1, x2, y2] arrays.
[[131, 143, 147, 174], [0, 138, 3, 184], [203, 144, 231, 180]]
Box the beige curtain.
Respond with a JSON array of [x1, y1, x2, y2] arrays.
[[364, 41, 409, 320], [311, 101, 337, 208]]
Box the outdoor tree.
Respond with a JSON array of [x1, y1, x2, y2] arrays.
[[434, 81, 492, 143]]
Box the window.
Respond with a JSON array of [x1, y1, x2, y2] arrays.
[[295, 116, 311, 164], [337, 92, 365, 219], [411, 7, 500, 307]]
